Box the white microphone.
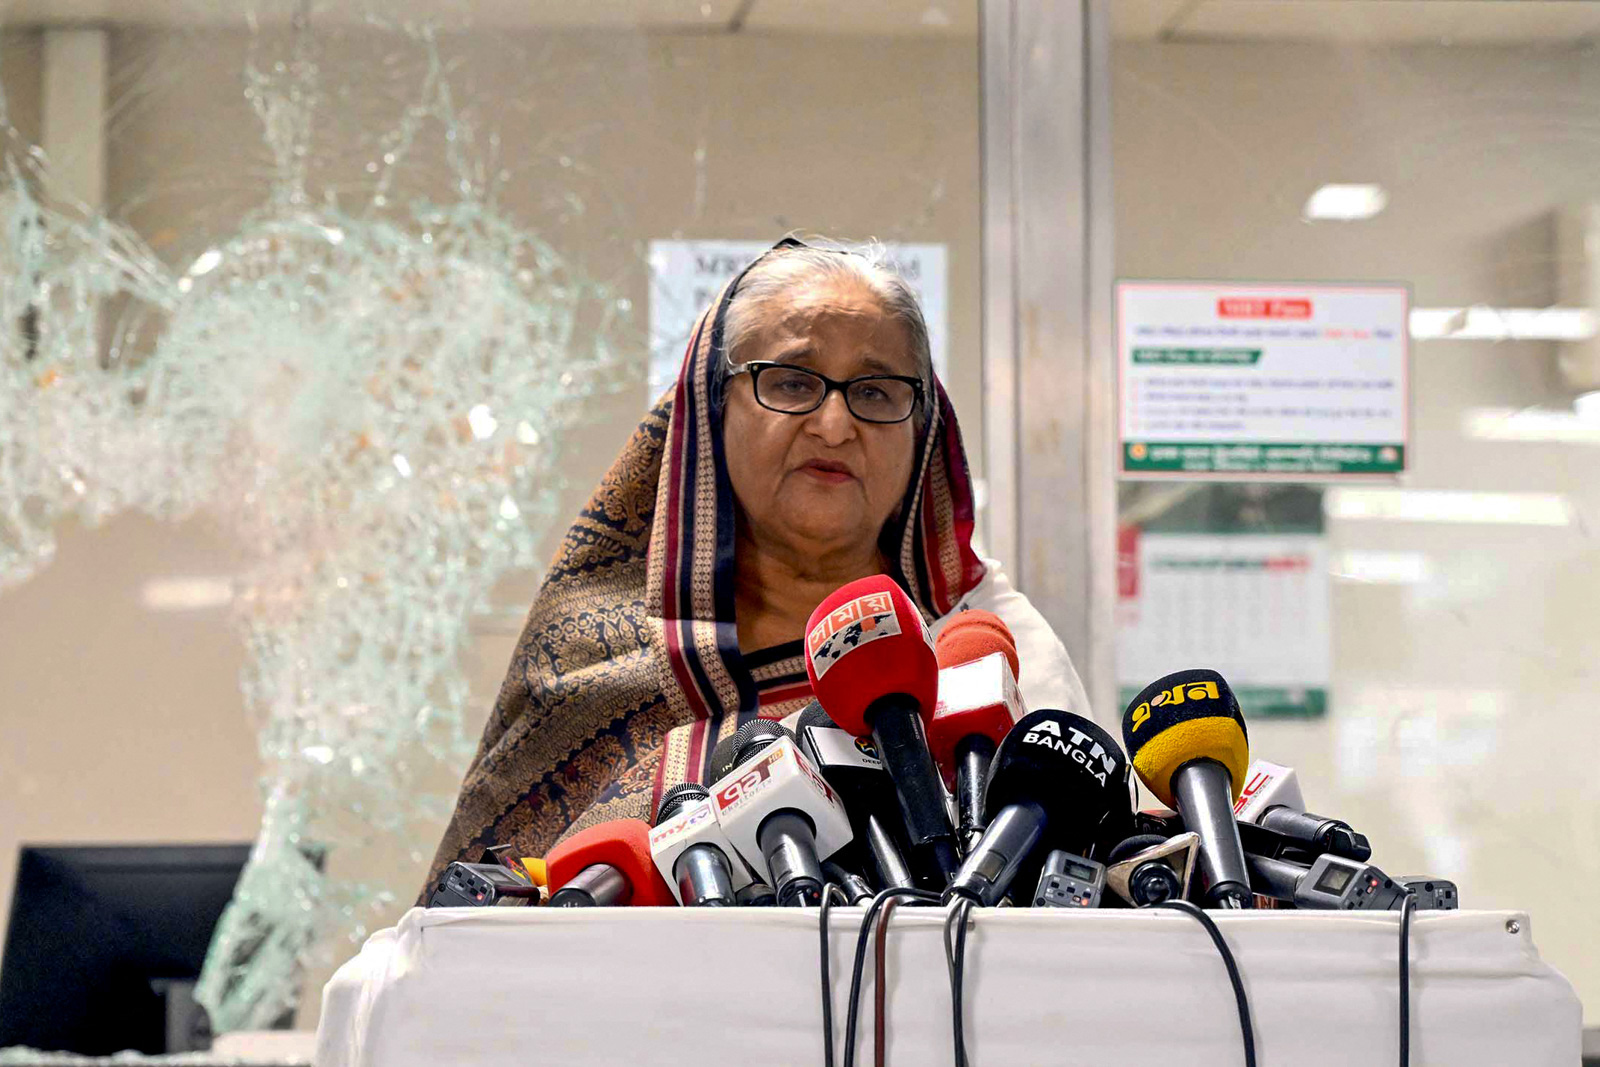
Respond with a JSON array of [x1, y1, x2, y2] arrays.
[[1232, 759, 1305, 822], [708, 720, 854, 906], [649, 783, 755, 906]]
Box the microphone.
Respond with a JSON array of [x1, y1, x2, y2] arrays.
[[707, 719, 854, 906], [1258, 809, 1371, 861], [934, 609, 1020, 676], [546, 819, 677, 907], [1233, 758, 1305, 819], [928, 610, 1027, 853], [735, 882, 776, 907], [823, 861, 874, 904], [1104, 832, 1199, 907], [649, 783, 753, 907], [795, 701, 915, 891], [1234, 758, 1371, 861], [1122, 670, 1253, 909], [707, 730, 749, 785], [947, 709, 1132, 906], [1246, 852, 1406, 911], [805, 576, 960, 883]]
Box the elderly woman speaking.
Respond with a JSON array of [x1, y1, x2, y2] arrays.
[[422, 238, 1089, 889]]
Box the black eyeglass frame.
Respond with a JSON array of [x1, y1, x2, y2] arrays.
[[727, 360, 925, 425]]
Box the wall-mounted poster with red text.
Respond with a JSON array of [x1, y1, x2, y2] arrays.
[[1117, 281, 1410, 479]]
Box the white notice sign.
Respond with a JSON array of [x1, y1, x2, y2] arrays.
[[648, 240, 948, 402], [1117, 281, 1409, 477]]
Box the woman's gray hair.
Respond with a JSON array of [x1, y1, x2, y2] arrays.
[[719, 241, 935, 427]]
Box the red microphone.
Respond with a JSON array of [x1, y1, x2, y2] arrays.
[[804, 576, 958, 883], [929, 610, 1027, 851], [546, 819, 678, 907]]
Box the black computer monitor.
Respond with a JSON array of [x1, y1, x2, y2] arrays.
[[0, 843, 251, 1055]]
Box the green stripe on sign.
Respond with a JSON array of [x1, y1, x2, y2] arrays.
[[1117, 686, 1327, 719], [1123, 442, 1404, 475], [1131, 347, 1263, 365]]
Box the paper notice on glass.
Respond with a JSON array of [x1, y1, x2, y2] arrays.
[[1117, 281, 1409, 479], [648, 240, 948, 402], [1115, 528, 1331, 719]]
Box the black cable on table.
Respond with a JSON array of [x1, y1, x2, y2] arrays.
[[842, 887, 943, 1067], [1150, 899, 1257, 1067], [941, 896, 976, 1067], [1399, 890, 1416, 1067], [819, 884, 849, 1067]]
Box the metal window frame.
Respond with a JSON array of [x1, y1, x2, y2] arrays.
[[980, 0, 1117, 716]]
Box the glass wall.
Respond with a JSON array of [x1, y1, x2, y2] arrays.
[[1111, 0, 1600, 1022], [0, 0, 984, 1028]]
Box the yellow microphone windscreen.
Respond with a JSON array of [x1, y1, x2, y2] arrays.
[[1121, 669, 1248, 809]]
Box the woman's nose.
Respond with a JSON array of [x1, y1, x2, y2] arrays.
[[805, 389, 858, 443]]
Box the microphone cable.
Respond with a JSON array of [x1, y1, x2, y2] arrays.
[[819, 883, 850, 1067], [1149, 899, 1256, 1067], [842, 887, 943, 1067], [873, 896, 903, 1067], [1399, 890, 1417, 1067], [941, 896, 977, 1067]]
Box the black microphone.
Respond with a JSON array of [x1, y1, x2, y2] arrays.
[[823, 861, 874, 904], [707, 730, 749, 785], [1257, 807, 1372, 862], [947, 709, 1132, 906], [1246, 852, 1407, 911], [796, 701, 915, 891], [1122, 669, 1253, 909], [735, 882, 776, 907]]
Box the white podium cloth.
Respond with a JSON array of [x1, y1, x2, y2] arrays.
[[316, 906, 1580, 1066]]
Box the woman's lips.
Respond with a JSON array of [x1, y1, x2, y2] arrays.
[[798, 460, 858, 484]]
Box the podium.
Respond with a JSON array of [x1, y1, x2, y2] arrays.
[[316, 906, 1579, 1066]]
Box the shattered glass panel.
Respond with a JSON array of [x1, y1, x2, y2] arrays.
[[1, 8, 627, 1033]]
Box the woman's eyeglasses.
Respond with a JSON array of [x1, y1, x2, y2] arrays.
[[728, 361, 923, 425]]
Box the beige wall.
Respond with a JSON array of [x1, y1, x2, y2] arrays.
[[0, 24, 981, 1027], [1114, 40, 1600, 1020], [1, 30, 41, 159]]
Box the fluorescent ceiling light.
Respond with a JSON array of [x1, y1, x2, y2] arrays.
[[1304, 183, 1388, 221], [1576, 391, 1600, 422], [141, 577, 234, 611], [1463, 407, 1600, 444], [1325, 488, 1572, 527], [1409, 306, 1596, 341], [1332, 550, 1432, 585]]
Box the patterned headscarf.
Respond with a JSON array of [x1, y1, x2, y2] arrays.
[[421, 239, 985, 895]]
